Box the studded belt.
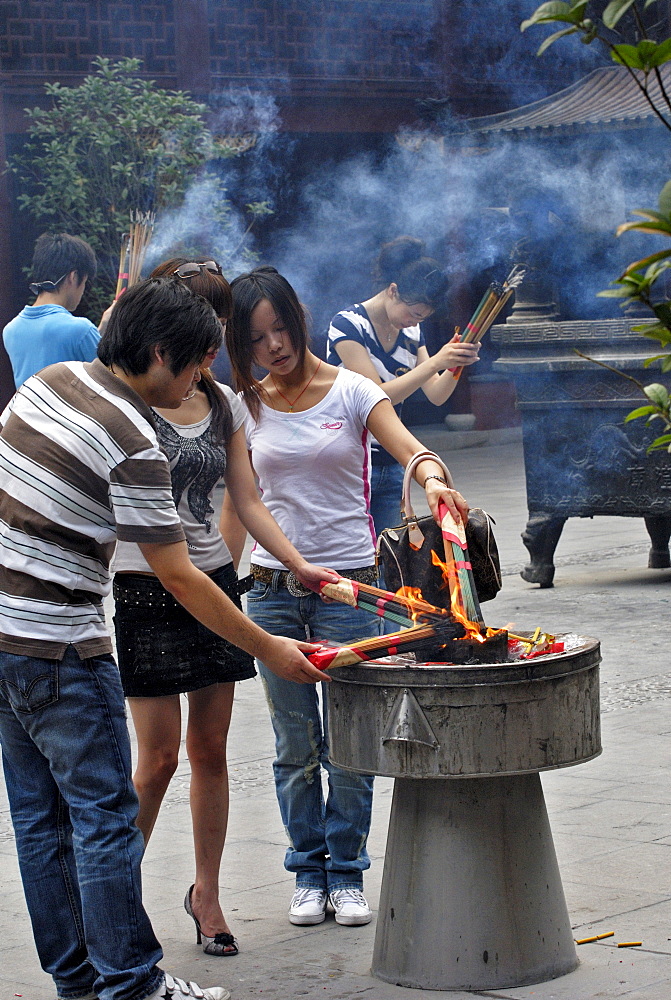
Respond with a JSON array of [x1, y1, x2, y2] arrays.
[[249, 563, 378, 598]]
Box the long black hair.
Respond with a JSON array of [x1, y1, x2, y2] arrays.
[[227, 266, 310, 421]]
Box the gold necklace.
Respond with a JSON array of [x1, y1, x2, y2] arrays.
[[270, 358, 322, 412]]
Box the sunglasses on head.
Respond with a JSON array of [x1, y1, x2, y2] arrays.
[[29, 271, 70, 296], [173, 260, 222, 279]]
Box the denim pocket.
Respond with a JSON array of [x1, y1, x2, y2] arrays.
[[0, 656, 59, 713], [246, 581, 270, 603]]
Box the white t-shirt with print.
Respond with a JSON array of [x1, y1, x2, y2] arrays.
[[244, 368, 387, 571]]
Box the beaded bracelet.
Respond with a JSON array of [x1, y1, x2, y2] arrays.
[[423, 474, 449, 488]]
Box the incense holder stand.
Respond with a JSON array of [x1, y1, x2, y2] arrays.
[[327, 635, 601, 991]]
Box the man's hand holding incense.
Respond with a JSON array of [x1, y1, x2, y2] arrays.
[[260, 634, 332, 684]]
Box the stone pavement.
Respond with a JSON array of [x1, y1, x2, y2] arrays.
[[2, 427, 671, 1000]]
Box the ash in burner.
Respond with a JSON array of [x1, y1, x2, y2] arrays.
[[418, 629, 509, 665]]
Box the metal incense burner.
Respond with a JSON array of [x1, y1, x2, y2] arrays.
[[492, 313, 671, 587], [327, 635, 601, 991]]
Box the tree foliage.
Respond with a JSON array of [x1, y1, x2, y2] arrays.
[[7, 57, 271, 318], [522, 0, 671, 454]]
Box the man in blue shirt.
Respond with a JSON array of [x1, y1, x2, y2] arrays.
[[3, 232, 105, 388]]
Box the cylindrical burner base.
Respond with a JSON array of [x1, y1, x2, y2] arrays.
[[372, 773, 577, 991]]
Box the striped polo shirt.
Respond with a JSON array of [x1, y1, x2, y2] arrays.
[[0, 358, 185, 659], [327, 303, 425, 464]]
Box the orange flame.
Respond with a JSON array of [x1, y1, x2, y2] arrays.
[[394, 586, 426, 625], [429, 549, 502, 642]]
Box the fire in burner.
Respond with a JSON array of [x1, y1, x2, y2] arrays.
[[307, 575, 509, 668]]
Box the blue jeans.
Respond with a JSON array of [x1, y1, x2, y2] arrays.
[[247, 578, 378, 891], [0, 647, 163, 1000], [370, 460, 404, 539]]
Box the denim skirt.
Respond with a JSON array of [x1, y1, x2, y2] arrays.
[[112, 563, 256, 698]]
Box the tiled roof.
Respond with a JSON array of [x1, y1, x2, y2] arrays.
[[462, 65, 671, 135]]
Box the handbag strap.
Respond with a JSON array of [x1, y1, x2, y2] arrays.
[[400, 450, 455, 521], [400, 450, 455, 551]]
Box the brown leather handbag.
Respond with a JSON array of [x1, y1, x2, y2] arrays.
[[376, 451, 502, 608]]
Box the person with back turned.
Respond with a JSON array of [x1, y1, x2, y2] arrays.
[[0, 277, 331, 1000], [2, 231, 107, 389]]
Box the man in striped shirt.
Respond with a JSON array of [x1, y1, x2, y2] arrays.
[[0, 279, 329, 1000]]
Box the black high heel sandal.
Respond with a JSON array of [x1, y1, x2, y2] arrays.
[[184, 884, 239, 957]]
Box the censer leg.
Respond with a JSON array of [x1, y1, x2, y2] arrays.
[[644, 514, 671, 569], [520, 513, 567, 588], [372, 774, 577, 991]]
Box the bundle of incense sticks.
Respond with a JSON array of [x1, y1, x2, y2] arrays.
[[314, 577, 449, 630], [115, 210, 156, 300], [307, 620, 463, 671], [451, 263, 526, 380], [437, 500, 483, 625]]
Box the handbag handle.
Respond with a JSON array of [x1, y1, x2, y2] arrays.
[[400, 450, 455, 522], [400, 450, 455, 551]]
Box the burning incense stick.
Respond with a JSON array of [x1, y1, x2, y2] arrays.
[[115, 210, 155, 300], [463, 264, 527, 344], [315, 577, 449, 629], [114, 235, 131, 300], [307, 620, 462, 671], [450, 264, 527, 380], [437, 500, 483, 625]]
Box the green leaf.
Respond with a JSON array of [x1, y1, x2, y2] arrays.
[[651, 302, 671, 326], [616, 218, 671, 237], [537, 25, 580, 53], [648, 38, 671, 67], [521, 2, 581, 31], [624, 404, 659, 421], [603, 0, 638, 29], [644, 383, 670, 406], [647, 433, 671, 453], [611, 43, 646, 69], [658, 180, 671, 217], [597, 287, 638, 298], [634, 323, 671, 340], [620, 249, 671, 278]]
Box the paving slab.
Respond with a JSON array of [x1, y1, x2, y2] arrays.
[[1, 431, 671, 1000]]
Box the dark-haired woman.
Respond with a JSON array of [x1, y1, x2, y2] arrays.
[[112, 258, 337, 958], [221, 265, 470, 929], [327, 235, 480, 537]]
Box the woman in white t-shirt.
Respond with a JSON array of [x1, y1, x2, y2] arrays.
[[112, 259, 337, 960], [221, 266, 470, 929]]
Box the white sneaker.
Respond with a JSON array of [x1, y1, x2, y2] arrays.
[[151, 972, 231, 1000], [328, 888, 373, 926], [288, 886, 328, 925]]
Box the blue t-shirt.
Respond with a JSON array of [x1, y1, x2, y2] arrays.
[[327, 303, 425, 464], [3, 304, 100, 389]]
